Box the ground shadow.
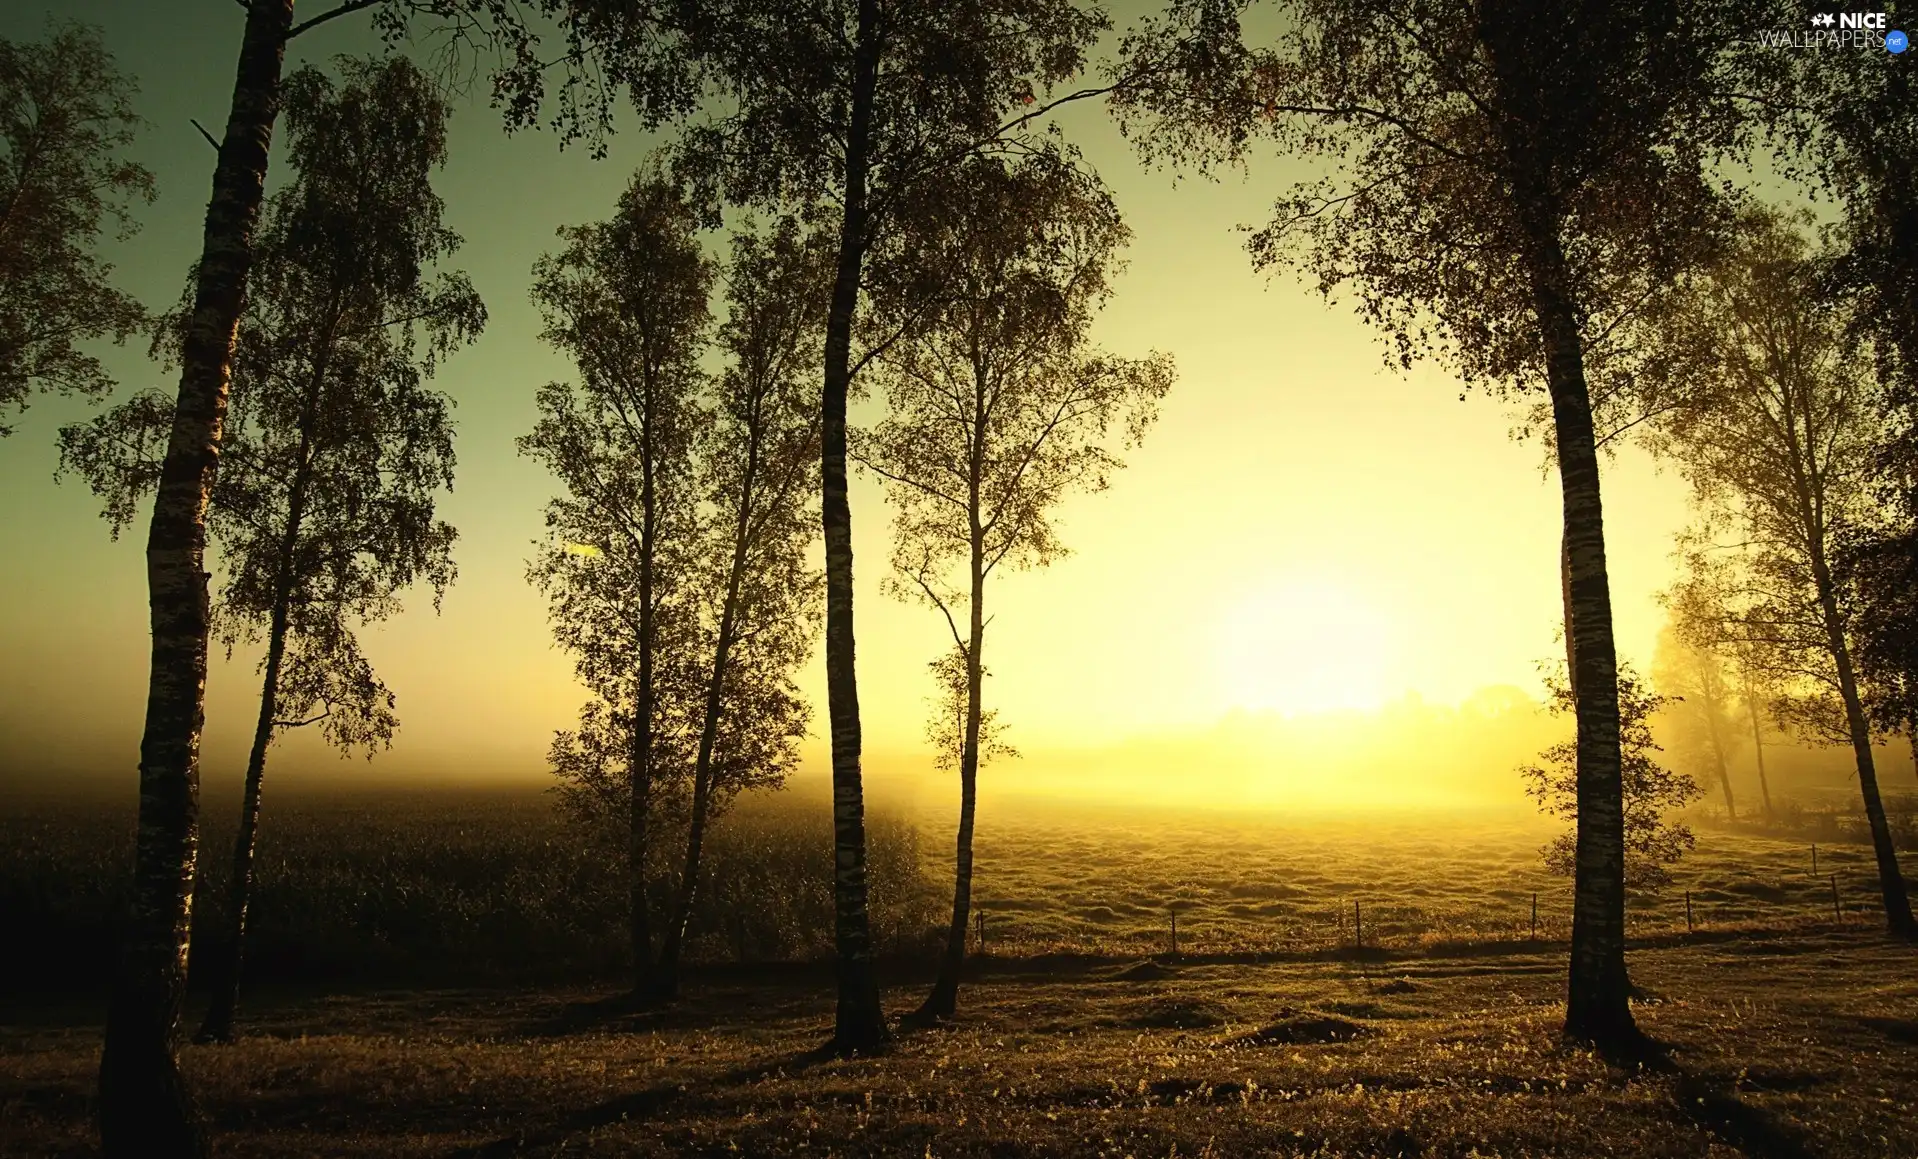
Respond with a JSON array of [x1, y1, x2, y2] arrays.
[[441, 1045, 839, 1158], [1611, 1041, 1819, 1159]]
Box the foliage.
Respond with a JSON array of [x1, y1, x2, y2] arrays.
[[925, 648, 1016, 774], [689, 213, 831, 811], [0, 19, 153, 436], [1109, 0, 1741, 400], [1523, 665, 1700, 890], [857, 147, 1172, 773], [1642, 209, 1885, 744], [58, 56, 479, 756], [521, 170, 713, 798]]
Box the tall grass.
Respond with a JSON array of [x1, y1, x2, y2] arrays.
[[0, 790, 944, 992]]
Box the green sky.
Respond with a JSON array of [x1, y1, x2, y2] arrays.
[[0, 1, 1735, 805]]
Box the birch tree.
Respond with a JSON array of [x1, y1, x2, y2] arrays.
[[522, 172, 713, 996], [652, 217, 826, 1002], [630, 0, 1117, 1053], [98, 5, 690, 1149], [0, 19, 153, 436], [1646, 207, 1915, 936], [58, 56, 479, 1045], [1111, 0, 1749, 1049], [856, 150, 1171, 1020]]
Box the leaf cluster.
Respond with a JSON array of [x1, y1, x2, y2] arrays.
[[1522, 663, 1701, 890], [0, 19, 153, 434]]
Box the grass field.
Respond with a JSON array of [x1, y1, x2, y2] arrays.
[[5, 790, 1918, 1155]]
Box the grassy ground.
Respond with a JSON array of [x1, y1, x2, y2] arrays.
[[7, 795, 1917, 1155], [5, 929, 1917, 1157]]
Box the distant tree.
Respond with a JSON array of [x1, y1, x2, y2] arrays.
[[1652, 624, 1738, 822], [1112, 0, 1749, 1047], [855, 149, 1171, 1021], [57, 56, 479, 1046], [1644, 207, 1915, 936], [652, 217, 827, 1002], [1524, 664, 1700, 890], [522, 172, 713, 996], [626, 0, 1119, 1053], [1668, 557, 1777, 821], [95, 5, 691, 1149], [0, 19, 152, 437]]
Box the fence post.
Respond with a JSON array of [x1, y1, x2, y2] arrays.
[[1169, 909, 1179, 956], [1812, 844, 1818, 876], [1530, 892, 1538, 941], [1685, 890, 1694, 934], [1831, 874, 1841, 920], [977, 910, 986, 955], [1354, 899, 1363, 951]]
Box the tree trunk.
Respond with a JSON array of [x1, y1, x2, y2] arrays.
[[1744, 672, 1774, 821], [919, 483, 987, 1022], [193, 603, 289, 1044], [630, 417, 660, 995], [98, 4, 291, 1154], [1701, 668, 1736, 823], [821, 0, 888, 1055], [1520, 198, 1637, 1049], [655, 425, 763, 1002], [196, 280, 331, 1047], [1812, 554, 1915, 936]]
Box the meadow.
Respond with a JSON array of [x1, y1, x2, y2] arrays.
[[6, 788, 1918, 1155]]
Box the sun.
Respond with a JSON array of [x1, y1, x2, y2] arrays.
[[1213, 578, 1396, 715]]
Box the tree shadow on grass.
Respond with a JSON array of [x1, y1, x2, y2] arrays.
[[442, 1045, 839, 1158], [1603, 1037, 1818, 1159]]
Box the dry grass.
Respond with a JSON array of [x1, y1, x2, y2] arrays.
[[5, 795, 1918, 1156], [5, 930, 1918, 1156]]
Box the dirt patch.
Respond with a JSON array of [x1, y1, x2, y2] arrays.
[[1111, 961, 1177, 982]]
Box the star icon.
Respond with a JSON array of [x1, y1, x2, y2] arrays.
[[1811, 11, 1836, 25]]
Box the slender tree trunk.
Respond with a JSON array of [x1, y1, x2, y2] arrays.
[[98, 4, 291, 1154], [1812, 555, 1916, 936], [1520, 198, 1637, 1049], [1700, 670, 1736, 823], [822, 0, 888, 1055], [656, 430, 762, 1002], [919, 505, 987, 1021], [1745, 673, 1774, 821], [193, 603, 289, 1044], [196, 289, 332, 1046], [630, 429, 660, 994]]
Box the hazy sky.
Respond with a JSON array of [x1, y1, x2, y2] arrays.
[[0, 1, 1720, 802]]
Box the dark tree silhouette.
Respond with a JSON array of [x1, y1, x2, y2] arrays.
[[653, 217, 825, 1002], [522, 173, 713, 996], [60, 56, 480, 1044], [0, 19, 153, 437], [1113, 0, 1750, 1049], [1647, 208, 1916, 936], [93, 4, 691, 1149], [855, 149, 1171, 1021], [606, 0, 1116, 1054]]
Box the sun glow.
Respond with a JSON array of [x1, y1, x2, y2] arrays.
[[1214, 578, 1397, 715]]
